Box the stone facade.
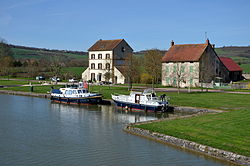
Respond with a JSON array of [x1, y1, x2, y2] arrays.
[[162, 40, 229, 87]]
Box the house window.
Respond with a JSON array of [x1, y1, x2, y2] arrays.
[[166, 66, 169, 73], [91, 54, 95, 59], [173, 77, 177, 86], [106, 63, 110, 70], [166, 77, 170, 84], [98, 63, 102, 69], [98, 54, 102, 59], [91, 63, 95, 69], [181, 66, 185, 73], [106, 54, 110, 59], [121, 47, 125, 52], [173, 65, 177, 72], [190, 66, 194, 73], [189, 77, 193, 85]]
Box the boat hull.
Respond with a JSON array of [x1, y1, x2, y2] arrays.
[[51, 95, 102, 105], [113, 100, 165, 112]]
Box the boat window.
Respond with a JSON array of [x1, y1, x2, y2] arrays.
[[78, 90, 82, 94], [69, 90, 72, 95], [146, 95, 151, 100], [73, 90, 77, 94], [65, 90, 69, 95]]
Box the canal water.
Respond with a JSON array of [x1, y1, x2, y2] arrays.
[[0, 94, 229, 166]]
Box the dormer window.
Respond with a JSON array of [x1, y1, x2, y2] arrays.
[[91, 54, 95, 59], [98, 54, 102, 59], [106, 54, 110, 59]]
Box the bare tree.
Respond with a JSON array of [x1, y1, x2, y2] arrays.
[[0, 40, 14, 79], [49, 56, 65, 78], [175, 63, 187, 94], [144, 49, 162, 88], [123, 53, 140, 90]]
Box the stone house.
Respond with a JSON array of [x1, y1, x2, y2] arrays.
[[82, 39, 133, 84], [219, 57, 243, 82], [162, 40, 229, 87]]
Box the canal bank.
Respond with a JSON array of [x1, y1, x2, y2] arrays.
[[124, 107, 250, 166], [0, 94, 228, 166], [1, 89, 249, 165]]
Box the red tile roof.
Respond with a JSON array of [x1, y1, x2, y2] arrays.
[[219, 57, 242, 72], [88, 39, 123, 51], [162, 44, 208, 62]]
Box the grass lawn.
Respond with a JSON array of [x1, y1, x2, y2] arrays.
[[2, 85, 63, 93], [240, 64, 250, 73], [62, 67, 86, 78], [0, 80, 40, 86], [161, 92, 250, 111], [137, 109, 250, 156], [89, 85, 130, 99]]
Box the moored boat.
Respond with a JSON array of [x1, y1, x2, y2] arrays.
[[50, 83, 102, 105], [111, 89, 169, 112]]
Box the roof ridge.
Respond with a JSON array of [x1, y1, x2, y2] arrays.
[[173, 43, 208, 46]]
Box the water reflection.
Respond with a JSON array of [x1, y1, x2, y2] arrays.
[[50, 103, 197, 124], [0, 94, 229, 166]]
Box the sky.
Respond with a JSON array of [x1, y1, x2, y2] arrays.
[[0, 0, 250, 51]]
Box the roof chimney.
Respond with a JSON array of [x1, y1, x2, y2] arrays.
[[206, 38, 210, 44], [171, 40, 174, 46]]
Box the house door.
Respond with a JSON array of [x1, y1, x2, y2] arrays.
[[98, 73, 102, 81], [115, 76, 117, 84], [91, 73, 95, 82]]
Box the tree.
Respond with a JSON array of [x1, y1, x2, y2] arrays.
[[171, 62, 187, 94], [0, 40, 13, 58], [49, 56, 65, 78], [144, 49, 162, 88], [0, 40, 14, 79], [123, 53, 140, 90]]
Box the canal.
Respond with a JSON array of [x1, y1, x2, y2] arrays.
[[0, 94, 229, 166]]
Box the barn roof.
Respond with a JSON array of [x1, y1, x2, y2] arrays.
[[219, 57, 242, 72]]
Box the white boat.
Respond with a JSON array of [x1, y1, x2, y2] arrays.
[[50, 83, 102, 105], [111, 89, 169, 112]]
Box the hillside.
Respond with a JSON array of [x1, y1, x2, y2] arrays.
[[10, 44, 87, 61], [9, 44, 250, 74]]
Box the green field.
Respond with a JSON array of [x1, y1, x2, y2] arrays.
[[11, 47, 87, 60], [0, 80, 40, 86], [240, 64, 250, 73], [2, 85, 63, 93], [137, 110, 250, 156], [161, 92, 250, 111], [62, 67, 87, 78]]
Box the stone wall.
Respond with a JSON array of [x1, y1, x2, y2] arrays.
[[124, 126, 250, 166], [124, 107, 250, 166]]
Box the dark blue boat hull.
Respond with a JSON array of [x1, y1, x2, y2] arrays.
[[51, 96, 102, 105], [113, 100, 164, 112]]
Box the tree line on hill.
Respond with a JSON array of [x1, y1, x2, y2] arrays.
[[0, 40, 87, 80], [10, 44, 87, 55]]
